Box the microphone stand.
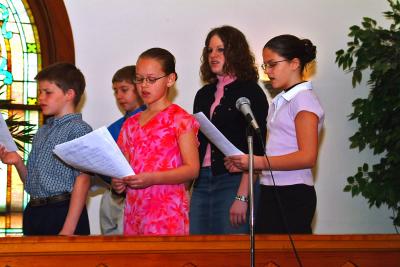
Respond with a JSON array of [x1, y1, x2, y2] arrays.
[[247, 126, 255, 267]]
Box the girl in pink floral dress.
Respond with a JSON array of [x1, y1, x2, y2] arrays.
[[111, 48, 200, 235]]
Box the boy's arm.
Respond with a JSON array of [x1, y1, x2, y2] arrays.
[[0, 145, 27, 183], [59, 172, 91, 235], [13, 156, 27, 183]]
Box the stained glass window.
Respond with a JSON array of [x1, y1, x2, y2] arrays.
[[0, 0, 41, 236]]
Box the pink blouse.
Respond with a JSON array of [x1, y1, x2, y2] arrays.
[[202, 75, 236, 166]]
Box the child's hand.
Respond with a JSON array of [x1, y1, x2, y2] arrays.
[[0, 145, 21, 165], [123, 173, 154, 189], [224, 155, 249, 172], [230, 200, 248, 227], [111, 177, 126, 194], [58, 228, 75, 236]]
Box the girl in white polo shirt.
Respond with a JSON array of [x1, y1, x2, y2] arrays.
[[225, 34, 324, 234]]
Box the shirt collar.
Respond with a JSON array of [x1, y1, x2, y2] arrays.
[[272, 81, 313, 104], [47, 113, 82, 126], [217, 74, 236, 86]]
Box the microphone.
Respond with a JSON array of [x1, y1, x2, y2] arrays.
[[235, 97, 261, 133]]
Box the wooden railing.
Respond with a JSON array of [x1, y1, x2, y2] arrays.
[[0, 234, 399, 267]]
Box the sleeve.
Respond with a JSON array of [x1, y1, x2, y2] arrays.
[[193, 89, 202, 114], [67, 122, 93, 176], [69, 122, 92, 140], [193, 91, 199, 114], [174, 110, 200, 141], [117, 120, 131, 157], [290, 90, 324, 121], [107, 117, 124, 141]]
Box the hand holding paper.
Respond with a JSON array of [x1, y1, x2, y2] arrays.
[[53, 126, 134, 178], [0, 113, 18, 152]]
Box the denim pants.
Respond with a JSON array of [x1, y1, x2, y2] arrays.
[[190, 167, 258, 234]]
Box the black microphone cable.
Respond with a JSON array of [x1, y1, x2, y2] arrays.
[[254, 133, 304, 267]]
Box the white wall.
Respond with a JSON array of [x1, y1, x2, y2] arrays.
[[64, 0, 396, 234]]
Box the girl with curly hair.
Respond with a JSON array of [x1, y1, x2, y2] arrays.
[[190, 25, 269, 234]]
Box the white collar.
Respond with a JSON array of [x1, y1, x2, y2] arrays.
[[272, 81, 313, 104]]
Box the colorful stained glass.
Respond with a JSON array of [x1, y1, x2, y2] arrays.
[[0, 0, 41, 236]]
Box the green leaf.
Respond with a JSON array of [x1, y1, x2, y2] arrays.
[[352, 69, 363, 87], [362, 163, 369, 172], [344, 185, 352, 192], [351, 186, 360, 197], [349, 25, 361, 32], [3, 110, 36, 154], [336, 49, 344, 57]]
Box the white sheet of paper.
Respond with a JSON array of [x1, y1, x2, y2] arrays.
[[0, 113, 18, 152], [194, 112, 243, 156], [53, 126, 134, 178]]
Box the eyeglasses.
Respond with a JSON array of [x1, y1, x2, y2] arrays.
[[133, 74, 168, 84], [261, 59, 288, 70]]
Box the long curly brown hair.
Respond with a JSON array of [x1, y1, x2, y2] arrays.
[[200, 25, 258, 84]]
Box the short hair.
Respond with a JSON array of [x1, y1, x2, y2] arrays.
[[200, 25, 258, 84], [35, 62, 85, 106], [138, 47, 178, 81], [264, 34, 317, 73], [112, 65, 136, 84]]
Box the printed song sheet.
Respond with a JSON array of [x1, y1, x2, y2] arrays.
[[53, 126, 134, 178], [0, 113, 18, 152], [194, 112, 243, 156]]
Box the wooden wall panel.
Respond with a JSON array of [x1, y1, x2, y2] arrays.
[[0, 234, 399, 266]]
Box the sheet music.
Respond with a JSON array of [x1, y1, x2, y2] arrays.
[[194, 112, 243, 156], [0, 113, 18, 152], [53, 126, 134, 179]]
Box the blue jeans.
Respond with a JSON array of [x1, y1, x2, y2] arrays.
[[190, 167, 258, 234]]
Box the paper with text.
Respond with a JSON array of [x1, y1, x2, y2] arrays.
[[194, 112, 243, 156], [53, 126, 134, 178], [0, 113, 18, 152]]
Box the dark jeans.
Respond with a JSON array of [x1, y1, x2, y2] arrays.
[[23, 199, 90, 235], [190, 167, 259, 234], [256, 184, 316, 234]]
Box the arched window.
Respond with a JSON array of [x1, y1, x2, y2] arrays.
[[0, 0, 74, 236]]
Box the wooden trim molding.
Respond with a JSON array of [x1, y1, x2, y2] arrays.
[[0, 234, 399, 267], [26, 0, 75, 66]]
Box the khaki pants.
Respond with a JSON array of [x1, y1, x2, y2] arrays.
[[99, 189, 125, 235]]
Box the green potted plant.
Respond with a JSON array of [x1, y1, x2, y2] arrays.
[[335, 0, 400, 228]]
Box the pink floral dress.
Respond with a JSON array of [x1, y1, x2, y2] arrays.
[[117, 104, 199, 235]]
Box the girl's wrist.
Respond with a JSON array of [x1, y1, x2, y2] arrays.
[[235, 195, 248, 203]]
